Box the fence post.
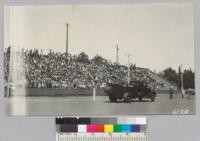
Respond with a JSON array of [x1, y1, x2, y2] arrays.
[[93, 87, 96, 101]]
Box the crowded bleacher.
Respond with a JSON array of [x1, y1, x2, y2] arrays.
[[4, 47, 170, 89]]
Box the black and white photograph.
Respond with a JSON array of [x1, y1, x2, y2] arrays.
[[3, 4, 195, 116]]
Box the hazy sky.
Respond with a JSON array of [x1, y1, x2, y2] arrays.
[[4, 4, 194, 72]]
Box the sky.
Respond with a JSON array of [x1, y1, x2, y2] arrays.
[[4, 4, 194, 72]]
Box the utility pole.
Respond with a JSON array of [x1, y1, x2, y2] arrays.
[[180, 64, 184, 89], [180, 64, 185, 98], [125, 53, 131, 85], [65, 23, 69, 56], [116, 44, 119, 64]]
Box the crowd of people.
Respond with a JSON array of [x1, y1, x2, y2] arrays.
[[4, 47, 168, 89]]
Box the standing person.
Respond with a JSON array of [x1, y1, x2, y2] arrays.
[[181, 87, 185, 98], [169, 84, 174, 99]]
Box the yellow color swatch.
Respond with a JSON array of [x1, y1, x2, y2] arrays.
[[104, 124, 113, 132]]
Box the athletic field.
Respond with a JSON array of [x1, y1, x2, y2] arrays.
[[3, 88, 195, 116]]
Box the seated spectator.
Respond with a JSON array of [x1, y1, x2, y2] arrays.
[[4, 47, 171, 90]]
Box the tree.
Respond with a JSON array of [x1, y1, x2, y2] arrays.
[[130, 63, 136, 70], [183, 69, 195, 89], [92, 55, 107, 64], [163, 67, 179, 85], [77, 52, 89, 63]]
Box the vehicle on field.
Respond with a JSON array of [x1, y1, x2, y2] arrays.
[[103, 80, 157, 103]]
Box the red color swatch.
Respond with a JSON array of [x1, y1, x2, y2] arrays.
[[95, 124, 104, 132]]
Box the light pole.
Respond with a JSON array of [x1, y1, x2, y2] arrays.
[[125, 53, 131, 84]]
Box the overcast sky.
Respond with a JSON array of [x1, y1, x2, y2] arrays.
[[4, 4, 194, 72]]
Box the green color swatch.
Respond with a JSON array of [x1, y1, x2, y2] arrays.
[[114, 124, 122, 132]]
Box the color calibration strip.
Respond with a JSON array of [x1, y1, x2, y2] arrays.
[[56, 117, 148, 141]]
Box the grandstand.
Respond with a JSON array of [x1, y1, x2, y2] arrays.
[[4, 47, 174, 93]]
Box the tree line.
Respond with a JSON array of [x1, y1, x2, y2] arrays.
[[159, 67, 195, 89]]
